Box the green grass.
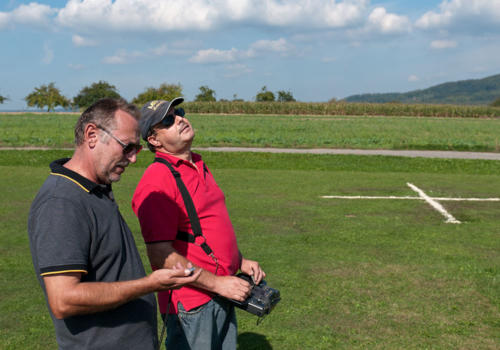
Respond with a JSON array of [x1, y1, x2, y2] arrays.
[[2, 113, 500, 151], [1, 150, 499, 349]]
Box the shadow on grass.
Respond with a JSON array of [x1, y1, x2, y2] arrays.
[[237, 332, 272, 350]]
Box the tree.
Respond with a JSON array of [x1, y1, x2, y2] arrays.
[[25, 83, 70, 112], [232, 94, 244, 102], [132, 83, 183, 105], [194, 85, 216, 102], [277, 90, 296, 102], [490, 96, 500, 107], [0, 95, 6, 104], [73, 81, 121, 109], [255, 86, 275, 102]]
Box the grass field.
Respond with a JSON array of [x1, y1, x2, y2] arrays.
[[1, 113, 500, 151], [1, 150, 499, 349]]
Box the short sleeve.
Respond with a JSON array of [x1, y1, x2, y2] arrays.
[[31, 197, 91, 276]]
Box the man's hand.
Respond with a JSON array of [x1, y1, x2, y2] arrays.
[[240, 258, 266, 285], [150, 262, 201, 291], [213, 275, 252, 302]]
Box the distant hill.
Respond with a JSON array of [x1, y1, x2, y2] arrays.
[[344, 74, 500, 105]]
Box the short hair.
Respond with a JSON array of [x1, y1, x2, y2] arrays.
[[146, 124, 161, 153], [74, 98, 140, 146], [146, 141, 156, 153]]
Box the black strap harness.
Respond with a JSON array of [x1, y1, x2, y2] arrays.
[[154, 157, 218, 273]]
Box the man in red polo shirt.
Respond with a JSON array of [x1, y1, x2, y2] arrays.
[[132, 98, 265, 349]]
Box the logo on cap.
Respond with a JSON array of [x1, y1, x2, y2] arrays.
[[147, 100, 166, 111]]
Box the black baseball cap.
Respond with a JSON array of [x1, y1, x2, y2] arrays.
[[139, 97, 184, 141]]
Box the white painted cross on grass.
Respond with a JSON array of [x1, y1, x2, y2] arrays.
[[321, 183, 500, 224]]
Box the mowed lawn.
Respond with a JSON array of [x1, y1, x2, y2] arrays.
[[1, 113, 500, 151], [1, 150, 499, 349]]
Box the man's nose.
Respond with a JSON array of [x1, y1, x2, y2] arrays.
[[126, 152, 137, 164]]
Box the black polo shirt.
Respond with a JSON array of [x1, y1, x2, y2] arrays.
[[28, 158, 158, 350]]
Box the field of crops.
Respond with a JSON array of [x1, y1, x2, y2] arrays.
[[183, 101, 500, 118]]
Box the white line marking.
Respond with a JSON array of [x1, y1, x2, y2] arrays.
[[431, 197, 500, 201], [322, 184, 500, 224], [320, 182, 500, 224], [406, 183, 461, 224], [321, 196, 421, 200], [320, 196, 500, 201]]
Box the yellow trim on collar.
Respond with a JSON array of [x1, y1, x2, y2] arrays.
[[50, 172, 90, 193]]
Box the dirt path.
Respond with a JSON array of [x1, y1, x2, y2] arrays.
[[195, 147, 500, 160], [2, 146, 500, 160]]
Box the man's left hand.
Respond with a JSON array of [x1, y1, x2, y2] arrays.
[[240, 258, 266, 285]]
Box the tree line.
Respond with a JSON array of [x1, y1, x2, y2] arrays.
[[0, 81, 296, 112]]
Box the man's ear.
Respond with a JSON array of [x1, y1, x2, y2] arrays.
[[84, 123, 99, 149], [147, 133, 160, 148]]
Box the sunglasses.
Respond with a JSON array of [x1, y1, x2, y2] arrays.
[[160, 107, 185, 129], [97, 125, 143, 157]]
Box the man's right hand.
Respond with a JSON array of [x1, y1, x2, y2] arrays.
[[213, 275, 252, 301], [150, 262, 201, 291]]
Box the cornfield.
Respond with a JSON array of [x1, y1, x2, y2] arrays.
[[183, 101, 500, 118]]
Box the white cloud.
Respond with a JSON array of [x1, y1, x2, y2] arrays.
[[189, 48, 239, 64], [0, 3, 55, 30], [262, 0, 368, 28], [408, 75, 419, 82], [190, 38, 294, 64], [150, 44, 168, 56], [56, 0, 368, 32], [224, 63, 252, 78], [68, 63, 85, 70], [430, 39, 457, 49], [0, 12, 9, 29], [102, 44, 170, 64], [249, 38, 292, 54], [103, 55, 127, 65], [42, 43, 54, 64], [11, 3, 55, 27], [72, 34, 98, 47], [102, 49, 143, 64], [416, 0, 500, 30], [321, 56, 337, 63], [367, 7, 411, 34]]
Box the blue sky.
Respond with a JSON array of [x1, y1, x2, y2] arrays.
[[1, 0, 500, 110]]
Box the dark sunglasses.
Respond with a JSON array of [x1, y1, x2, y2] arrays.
[[161, 108, 185, 129], [97, 125, 143, 157]]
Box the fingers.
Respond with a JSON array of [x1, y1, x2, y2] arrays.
[[240, 258, 266, 284], [216, 276, 252, 301], [180, 268, 201, 284], [247, 264, 265, 285], [229, 280, 252, 301], [256, 267, 266, 284], [152, 266, 201, 291]]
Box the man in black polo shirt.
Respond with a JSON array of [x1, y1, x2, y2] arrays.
[[28, 98, 200, 349]]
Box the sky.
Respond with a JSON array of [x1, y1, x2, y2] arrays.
[[1, 0, 500, 111]]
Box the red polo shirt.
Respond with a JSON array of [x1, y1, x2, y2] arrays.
[[132, 152, 240, 313]]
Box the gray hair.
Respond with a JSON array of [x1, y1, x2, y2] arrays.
[[74, 98, 140, 146]]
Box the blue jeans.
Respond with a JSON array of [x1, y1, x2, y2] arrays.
[[165, 297, 237, 350]]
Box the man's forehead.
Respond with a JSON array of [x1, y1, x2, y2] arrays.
[[114, 110, 139, 133]]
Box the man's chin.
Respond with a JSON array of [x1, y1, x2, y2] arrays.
[[108, 170, 125, 183], [109, 173, 122, 183]]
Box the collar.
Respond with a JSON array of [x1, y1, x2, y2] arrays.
[[49, 158, 112, 195], [155, 151, 202, 168]]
